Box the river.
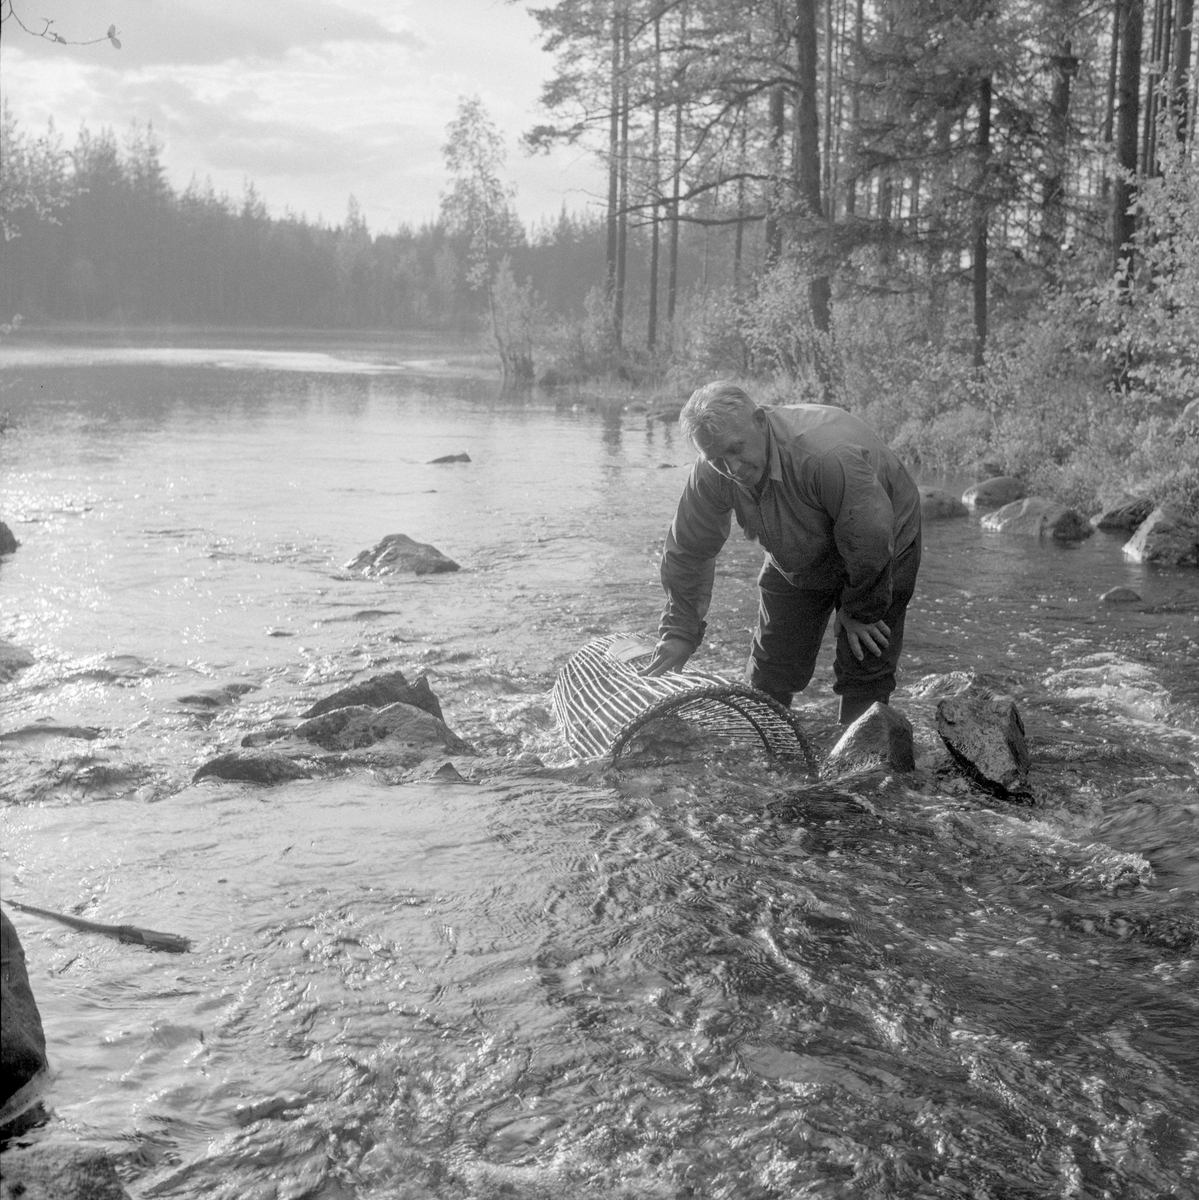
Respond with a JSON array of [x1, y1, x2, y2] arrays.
[[1, 335, 1197, 1199]]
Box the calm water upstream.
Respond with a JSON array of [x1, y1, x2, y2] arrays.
[[1, 338, 1197, 1199]]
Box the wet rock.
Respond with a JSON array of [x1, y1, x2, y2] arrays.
[[962, 476, 1026, 510], [177, 683, 257, 708], [428, 452, 470, 464], [918, 487, 968, 520], [1090, 495, 1154, 531], [1122, 506, 1199, 567], [192, 750, 312, 785], [301, 669, 444, 722], [980, 496, 1092, 541], [2, 911, 48, 1112], [295, 702, 472, 755], [0, 722, 100, 743], [344, 533, 459, 577], [822, 703, 915, 775], [0, 639, 35, 683], [0, 1142, 133, 1200], [0, 520, 18, 556], [935, 692, 1031, 800], [420, 761, 475, 784], [1099, 586, 1142, 604], [240, 724, 294, 748]]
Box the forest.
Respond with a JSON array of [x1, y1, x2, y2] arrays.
[[1, 0, 1196, 516]]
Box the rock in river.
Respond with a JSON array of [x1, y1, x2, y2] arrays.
[[1090, 495, 1154, 531], [918, 487, 967, 521], [301, 669, 444, 722], [823, 703, 915, 775], [0, 1142, 133, 1200], [428, 452, 471, 463], [962, 476, 1026, 510], [0, 638, 35, 683], [1122, 506, 1199, 567], [295, 702, 472, 755], [344, 533, 460, 577], [193, 750, 312, 785], [981, 496, 1092, 541], [935, 691, 1031, 800], [1, 911, 48, 1108], [0, 519, 18, 556]]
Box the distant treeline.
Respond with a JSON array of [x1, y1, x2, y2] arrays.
[[0, 110, 709, 331]]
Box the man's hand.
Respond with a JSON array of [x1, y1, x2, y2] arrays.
[[834, 610, 891, 662], [641, 637, 693, 676]]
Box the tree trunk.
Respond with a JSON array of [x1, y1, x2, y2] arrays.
[[667, 5, 686, 326], [1043, 39, 1078, 265], [845, 0, 863, 217], [796, 0, 830, 332], [1173, 0, 1194, 140], [972, 75, 992, 369], [648, 14, 662, 349], [615, 7, 629, 349], [606, 1, 620, 305], [1114, 0, 1144, 273], [764, 84, 786, 266]]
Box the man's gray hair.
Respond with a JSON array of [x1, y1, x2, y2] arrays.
[[679, 382, 758, 451]]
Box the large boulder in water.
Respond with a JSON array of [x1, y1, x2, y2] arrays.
[[295, 702, 472, 755], [962, 476, 1026, 510], [918, 487, 967, 521], [981, 496, 1092, 541], [0, 519, 18, 556], [1122, 506, 1199, 567], [1, 910, 48, 1107], [822, 703, 915, 775], [344, 533, 459, 578], [1090, 495, 1154, 531], [935, 692, 1031, 800], [0, 1143, 133, 1200], [301, 669, 443, 722]]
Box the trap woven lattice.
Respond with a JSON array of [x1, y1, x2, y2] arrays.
[[552, 635, 816, 770]]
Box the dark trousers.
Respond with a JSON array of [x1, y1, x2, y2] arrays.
[[746, 539, 921, 724]]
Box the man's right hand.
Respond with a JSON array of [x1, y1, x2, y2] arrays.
[[641, 637, 693, 676]]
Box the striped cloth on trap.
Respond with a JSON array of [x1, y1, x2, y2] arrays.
[[552, 635, 816, 770]]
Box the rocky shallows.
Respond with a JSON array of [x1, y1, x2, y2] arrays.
[[193, 667, 474, 784], [980, 496, 1092, 542]]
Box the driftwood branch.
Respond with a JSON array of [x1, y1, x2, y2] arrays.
[[5, 899, 191, 953]]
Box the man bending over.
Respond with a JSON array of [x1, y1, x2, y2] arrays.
[[644, 382, 921, 726]]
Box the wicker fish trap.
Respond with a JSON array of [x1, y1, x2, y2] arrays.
[[552, 635, 816, 770]]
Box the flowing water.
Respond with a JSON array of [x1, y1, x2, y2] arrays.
[[1, 336, 1197, 1199]]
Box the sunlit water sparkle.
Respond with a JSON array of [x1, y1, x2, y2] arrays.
[[1, 339, 1197, 1199]]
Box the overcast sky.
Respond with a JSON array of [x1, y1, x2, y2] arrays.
[[1, 0, 606, 233]]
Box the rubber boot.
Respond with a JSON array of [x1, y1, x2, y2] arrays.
[[838, 693, 883, 726]]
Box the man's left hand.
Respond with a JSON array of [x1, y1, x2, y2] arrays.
[[834, 610, 891, 662]]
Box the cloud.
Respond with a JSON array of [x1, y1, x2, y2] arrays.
[[3, 0, 422, 67]]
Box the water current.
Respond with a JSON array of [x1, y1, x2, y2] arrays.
[[1, 336, 1197, 1199]]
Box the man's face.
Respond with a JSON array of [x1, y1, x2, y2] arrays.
[[698, 408, 769, 489]]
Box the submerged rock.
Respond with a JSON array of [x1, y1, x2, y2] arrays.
[[428, 452, 470, 464], [0, 1143, 133, 1200], [1090, 495, 1154, 531], [192, 750, 312, 785], [0, 519, 18, 556], [823, 703, 915, 775], [918, 487, 968, 521], [1122, 506, 1199, 567], [0, 639, 35, 683], [301, 669, 443, 722], [1099, 586, 1142, 605], [344, 533, 460, 577], [962, 476, 1026, 510], [981, 496, 1092, 541], [177, 683, 257, 708], [935, 692, 1031, 800], [1, 911, 48, 1107], [295, 702, 472, 755]]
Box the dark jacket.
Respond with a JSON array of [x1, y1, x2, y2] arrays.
[[659, 404, 921, 647]]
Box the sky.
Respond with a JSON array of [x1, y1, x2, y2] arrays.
[[0, 0, 606, 233]]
